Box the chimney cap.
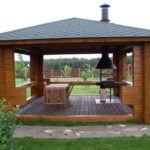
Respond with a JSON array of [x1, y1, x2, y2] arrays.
[[100, 3, 110, 8]]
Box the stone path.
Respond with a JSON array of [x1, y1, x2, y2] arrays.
[[14, 124, 150, 139]]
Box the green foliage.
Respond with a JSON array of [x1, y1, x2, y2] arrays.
[[0, 99, 18, 150], [43, 56, 132, 71], [61, 65, 72, 77], [15, 54, 29, 81], [80, 64, 94, 81], [80, 71, 91, 81], [43, 58, 99, 70]]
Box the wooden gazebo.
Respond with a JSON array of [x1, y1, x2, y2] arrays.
[[0, 11, 150, 123]]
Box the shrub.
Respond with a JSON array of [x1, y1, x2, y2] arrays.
[[0, 98, 18, 150]]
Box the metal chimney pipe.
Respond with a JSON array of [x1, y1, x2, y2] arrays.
[[100, 4, 110, 22]]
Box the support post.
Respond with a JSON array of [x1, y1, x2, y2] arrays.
[[144, 43, 150, 123], [30, 53, 43, 97], [133, 45, 144, 121]]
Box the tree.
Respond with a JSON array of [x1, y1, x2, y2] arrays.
[[15, 54, 26, 82], [61, 65, 72, 78], [80, 71, 91, 81]]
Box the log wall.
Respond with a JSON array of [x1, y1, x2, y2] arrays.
[[0, 48, 4, 97], [0, 48, 26, 105], [121, 45, 144, 121], [144, 43, 150, 123]]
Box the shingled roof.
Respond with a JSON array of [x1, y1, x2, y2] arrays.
[[0, 17, 150, 41]]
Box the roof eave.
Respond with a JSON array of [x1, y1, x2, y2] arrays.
[[0, 37, 150, 46]]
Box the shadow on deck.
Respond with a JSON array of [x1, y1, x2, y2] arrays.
[[18, 95, 133, 116]]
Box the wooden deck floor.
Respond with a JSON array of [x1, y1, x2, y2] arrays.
[[18, 95, 132, 116]]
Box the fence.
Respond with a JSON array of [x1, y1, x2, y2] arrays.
[[44, 68, 81, 78]]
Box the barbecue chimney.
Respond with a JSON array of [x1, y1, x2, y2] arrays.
[[96, 45, 116, 69]]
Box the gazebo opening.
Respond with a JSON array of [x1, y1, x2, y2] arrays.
[[14, 53, 31, 99], [17, 52, 133, 117]]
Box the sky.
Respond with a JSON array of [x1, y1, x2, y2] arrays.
[[1, 0, 149, 60]]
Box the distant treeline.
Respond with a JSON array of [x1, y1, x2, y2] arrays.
[[43, 56, 132, 71], [44, 58, 99, 70]]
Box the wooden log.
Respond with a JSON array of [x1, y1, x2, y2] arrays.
[[17, 115, 135, 122], [144, 43, 150, 123]]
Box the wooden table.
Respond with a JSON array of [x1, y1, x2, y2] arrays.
[[44, 84, 69, 105]]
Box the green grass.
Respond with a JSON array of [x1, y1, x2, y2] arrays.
[[15, 136, 150, 150], [127, 75, 133, 82], [17, 119, 141, 126], [15, 78, 30, 86], [15, 78, 31, 98], [71, 85, 99, 95]]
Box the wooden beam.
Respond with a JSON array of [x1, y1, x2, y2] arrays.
[[17, 115, 135, 122], [0, 37, 150, 46]]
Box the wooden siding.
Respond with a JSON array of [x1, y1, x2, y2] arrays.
[[0, 48, 26, 105], [144, 43, 150, 123], [0, 48, 4, 97], [18, 115, 134, 122], [121, 45, 144, 121]]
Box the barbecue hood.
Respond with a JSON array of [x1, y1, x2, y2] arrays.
[[96, 46, 116, 69]]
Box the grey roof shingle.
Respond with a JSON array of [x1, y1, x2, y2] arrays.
[[0, 17, 150, 41]]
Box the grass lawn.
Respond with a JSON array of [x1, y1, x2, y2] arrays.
[[17, 119, 139, 126], [71, 85, 99, 95], [15, 137, 150, 150], [15, 78, 31, 97], [15, 78, 30, 86]]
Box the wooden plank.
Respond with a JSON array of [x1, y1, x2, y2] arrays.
[[18, 96, 132, 116], [17, 81, 37, 88], [17, 115, 135, 122], [144, 43, 150, 123]]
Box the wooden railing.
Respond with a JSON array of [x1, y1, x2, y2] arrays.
[[122, 80, 133, 86], [16, 81, 37, 88], [49, 81, 97, 86], [16, 81, 37, 101]]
